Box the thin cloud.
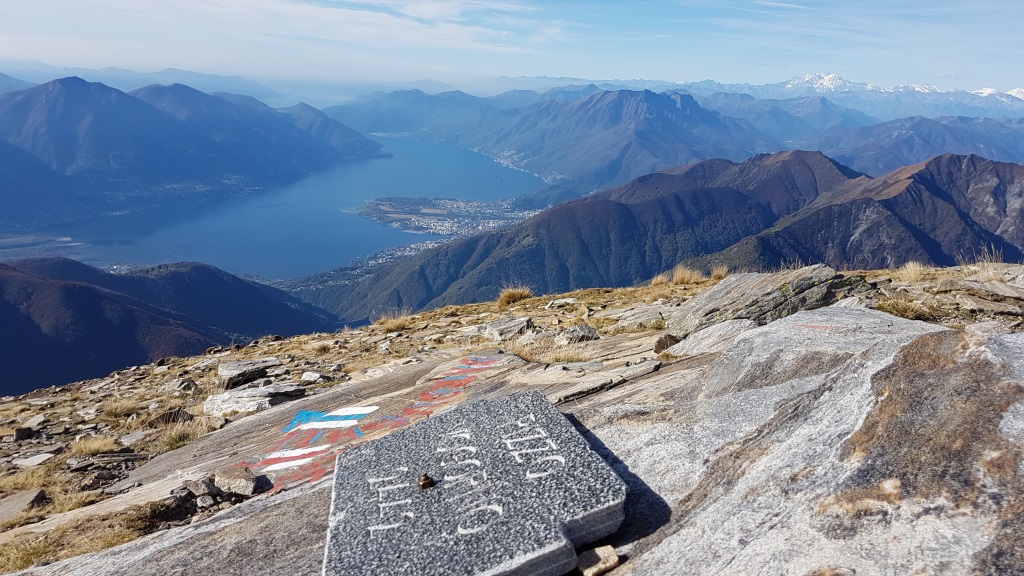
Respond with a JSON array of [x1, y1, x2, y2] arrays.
[[754, 1, 809, 8]]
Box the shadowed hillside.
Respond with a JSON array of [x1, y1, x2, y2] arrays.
[[0, 259, 342, 394]]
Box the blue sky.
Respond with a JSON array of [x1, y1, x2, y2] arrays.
[[2, 0, 1022, 90]]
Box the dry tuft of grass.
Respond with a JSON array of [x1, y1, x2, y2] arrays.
[[99, 397, 139, 421], [711, 264, 729, 281], [66, 435, 120, 457], [876, 298, 941, 322], [313, 343, 332, 355], [671, 264, 706, 285], [896, 261, 927, 282], [0, 466, 51, 494], [158, 420, 217, 451], [651, 263, 707, 287], [956, 245, 1010, 282], [497, 285, 534, 310], [374, 309, 415, 332], [649, 272, 670, 286]]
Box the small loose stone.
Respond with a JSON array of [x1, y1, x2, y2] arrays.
[[578, 545, 619, 576]]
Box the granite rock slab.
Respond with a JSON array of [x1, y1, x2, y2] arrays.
[[217, 358, 283, 379], [0, 489, 46, 524], [665, 264, 864, 338], [666, 319, 757, 357], [323, 391, 627, 576], [482, 317, 534, 341], [202, 383, 305, 417]]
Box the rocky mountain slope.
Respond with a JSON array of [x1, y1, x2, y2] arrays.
[[692, 154, 1024, 270], [288, 152, 1024, 323], [0, 258, 341, 395], [809, 116, 1024, 175], [1, 263, 1022, 574], [327, 88, 776, 192], [0, 78, 384, 229]]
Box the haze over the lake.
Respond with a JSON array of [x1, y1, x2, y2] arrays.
[[3, 0, 1023, 93]]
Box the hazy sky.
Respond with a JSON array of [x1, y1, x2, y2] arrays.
[[2, 0, 1022, 90]]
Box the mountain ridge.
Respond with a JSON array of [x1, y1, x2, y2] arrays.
[[0, 258, 343, 394], [286, 152, 1024, 322], [0, 78, 385, 229]]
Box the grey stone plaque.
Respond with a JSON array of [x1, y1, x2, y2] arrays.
[[322, 391, 627, 576]]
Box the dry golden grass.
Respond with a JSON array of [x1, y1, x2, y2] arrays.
[[374, 308, 416, 332], [0, 464, 107, 532], [157, 420, 217, 451], [66, 435, 120, 457], [99, 397, 139, 421], [0, 501, 181, 572], [875, 298, 941, 322], [497, 285, 535, 310], [313, 343, 332, 355], [671, 264, 706, 285], [603, 318, 666, 336], [0, 466, 51, 494], [38, 489, 105, 519], [956, 245, 1010, 282], [896, 261, 927, 282], [649, 272, 670, 286], [711, 264, 729, 281], [585, 317, 619, 331], [503, 338, 596, 364], [0, 403, 30, 423]]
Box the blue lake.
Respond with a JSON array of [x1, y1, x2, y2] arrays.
[[43, 138, 546, 279]]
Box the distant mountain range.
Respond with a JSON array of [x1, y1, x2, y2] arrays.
[[0, 258, 342, 394], [0, 61, 280, 100], [0, 72, 33, 93], [674, 73, 1024, 120], [325, 81, 1024, 201], [286, 152, 1024, 322], [0, 77, 385, 230]]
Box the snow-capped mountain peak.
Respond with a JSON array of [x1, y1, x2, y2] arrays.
[[1008, 88, 1024, 100], [784, 72, 871, 92], [894, 84, 941, 93]]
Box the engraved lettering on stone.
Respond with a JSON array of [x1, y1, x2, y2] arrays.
[[437, 427, 504, 536], [525, 454, 567, 479], [366, 466, 414, 537], [501, 413, 567, 479]]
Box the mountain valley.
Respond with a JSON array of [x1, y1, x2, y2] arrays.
[[0, 78, 386, 230], [285, 151, 1024, 323]]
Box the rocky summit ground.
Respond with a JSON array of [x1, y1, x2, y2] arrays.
[[1, 261, 1023, 575]]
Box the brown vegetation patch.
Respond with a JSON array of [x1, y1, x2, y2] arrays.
[[66, 435, 120, 457], [875, 297, 942, 321], [374, 309, 416, 332], [496, 285, 535, 310], [838, 331, 1023, 508], [0, 500, 189, 573], [895, 260, 926, 282]]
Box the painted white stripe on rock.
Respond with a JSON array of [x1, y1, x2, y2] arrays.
[[261, 456, 316, 471], [265, 445, 332, 459], [295, 420, 361, 431], [326, 406, 379, 417]]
